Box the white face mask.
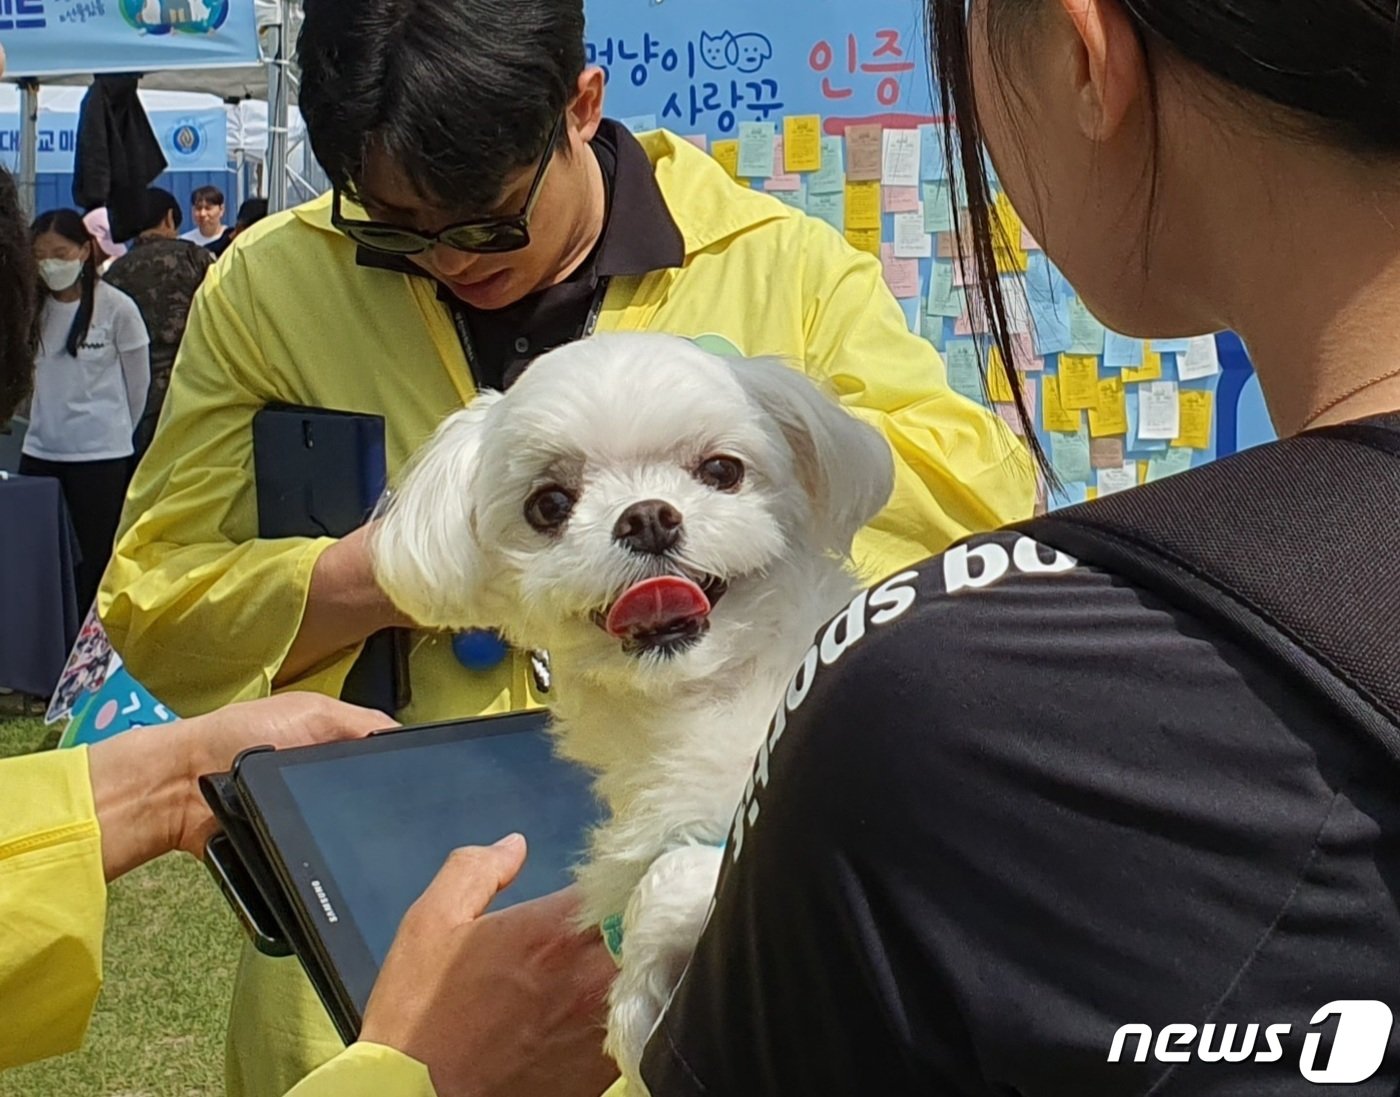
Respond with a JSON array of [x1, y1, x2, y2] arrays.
[[38, 258, 84, 293]]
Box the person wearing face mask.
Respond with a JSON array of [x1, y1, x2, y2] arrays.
[[21, 210, 149, 612]]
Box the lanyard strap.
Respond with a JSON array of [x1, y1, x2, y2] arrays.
[[449, 275, 612, 393]]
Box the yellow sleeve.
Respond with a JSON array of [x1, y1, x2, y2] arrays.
[[0, 748, 106, 1072], [99, 256, 356, 716], [283, 1042, 437, 1097], [799, 225, 1036, 580]]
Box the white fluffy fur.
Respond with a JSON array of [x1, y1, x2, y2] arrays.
[[372, 333, 894, 1089]]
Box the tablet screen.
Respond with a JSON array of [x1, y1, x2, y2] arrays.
[[239, 712, 602, 1019]]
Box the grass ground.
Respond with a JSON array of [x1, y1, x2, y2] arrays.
[[1, 715, 240, 1097]]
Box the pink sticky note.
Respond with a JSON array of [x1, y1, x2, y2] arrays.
[[1013, 332, 1041, 371], [683, 133, 709, 151], [1020, 226, 1041, 251], [954, 306, 989, 336], [880, 244, 920, 300], [951, 254, 975, 288], [995, 402, 1026, 437], [882, 185, 919, 214], [764, 137, 802, 192]]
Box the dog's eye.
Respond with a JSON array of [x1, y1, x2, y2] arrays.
[[525, 486, 576, 531], [697, 455, 745, 492]]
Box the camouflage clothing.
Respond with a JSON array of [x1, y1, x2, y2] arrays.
[[104, 235, 213, 456]]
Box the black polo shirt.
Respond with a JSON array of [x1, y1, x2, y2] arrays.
[[356, 119, 684, 391]]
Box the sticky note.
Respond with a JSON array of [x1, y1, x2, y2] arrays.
[[1058, 354, 1100, 409], [809, 135, 846, 194], [883, 185, 919, 214], [1096, 463, 1138, 496], [1020, 226, 1041, 252], [919, 122, 947, 181], [995, 402, 1026, 437], [683, 134, 709, 152], [1025, 253, 1072, 355], [712, 140, 739, 179], [621, 114, 658, 134], [807, 190, 844, 233], [1172, 389, 1214, 449], [1090, 436, 1126, 469], [921, 311, 946, 351], [1104, 331, 1144, 369], [1178, 335, 1221, 380], [922, 183, 954, 233], [1150, 337, 1192, 354], [1089, 375, 1129, 437], [925, 260, 962, 318], [845, 227, 882, 257], [1121, 347, 1163, 384], [1013, 332, 1041, 371], [1146, 447, 1194, 482], [783, 115, 822, 173], [1001, 278, 1031, 335], [987, 347, 1016, 404], [737, 122, 776, 177], [944, 339, 983, 402], [1068, 297, 1107, 355], [770, 188, 807, 211], [993, 245, 1030, 275], [881, 128, 921, 188], [893, 211, 932, 259], [764, 138, 802, 191], [845, 181, 882, 230], [1137, 381, 1181, 440], [880, 245, 921, 300], [1051, 425, 1093, 485], [993, 191, 1022, 245], [953, 303, 989, 337], [845, 123, 883, 181], [1042, 375, 1082, 433]]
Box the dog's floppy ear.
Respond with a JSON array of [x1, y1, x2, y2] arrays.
[[370, 390, 506, 630], [730, 357, 894, 554]]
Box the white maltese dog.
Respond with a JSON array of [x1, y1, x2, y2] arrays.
[[371, 332, 894, 1088]]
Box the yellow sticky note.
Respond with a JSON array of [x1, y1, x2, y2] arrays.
[[1138, 461, 1150, 486], [1172, 389, 1214, 449], [987, 346, 1016, 404], [783, 115, 822, 173], [1088, 376, 1128, 437], [1085, 486, 1099, 502], [844, 227, 882, 257], [712, 140, 739, 180], [1121, 347, 1162, 384], [845, 181, 882, 230], [994, 190, 1022, 243], [1058, 354, 1100, 409], [1042, 376, 1082, 433], [993, 245, 1029, 274]]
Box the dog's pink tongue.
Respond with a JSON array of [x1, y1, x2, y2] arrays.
[[605, 576, 711, 639]]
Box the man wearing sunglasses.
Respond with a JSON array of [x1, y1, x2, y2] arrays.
[[98, 0, 1035, 1094]]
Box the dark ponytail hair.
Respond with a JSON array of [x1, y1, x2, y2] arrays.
[[0, 168, 35, 422], [927, 0, 1400, 462], [31, 208, 98, 358]]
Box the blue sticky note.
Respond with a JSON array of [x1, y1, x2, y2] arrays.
[[1068, 297, 1107, 355], [925, 259, 963, 319], [737, 122, 776, 178], [922, 182, 954, 233], [807, 190, 844, 233], [1146, 447, 1194, 482], [944, 338, 984, 403], [1103, 330, 1143, 369], [1050, 425, 1092, 485], [620, 114, 658, 135], [921, 312, 947, 352], [1150, 337, 1192, 354], [809, 135, 846, 194], [919, 123, 947, 181], [770, 183, 807, 211], [1025, 253, 1072, 355], [900, 296, 922, 335]]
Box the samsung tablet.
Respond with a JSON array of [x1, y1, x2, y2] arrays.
[[230, 711, 602, 1040]]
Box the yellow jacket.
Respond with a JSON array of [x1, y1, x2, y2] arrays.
[[101, 127, 1033, 725], [0, 747, 434, 1097]]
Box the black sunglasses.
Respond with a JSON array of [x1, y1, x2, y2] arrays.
[[332, 115, 563, 256]]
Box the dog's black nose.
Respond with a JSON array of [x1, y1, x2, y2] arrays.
[[613, 499, 683, 555]]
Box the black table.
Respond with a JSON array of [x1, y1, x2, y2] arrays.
[[0, 473, 81, 697]]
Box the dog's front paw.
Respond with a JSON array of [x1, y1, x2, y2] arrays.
[[604, 843, 724, 1091]]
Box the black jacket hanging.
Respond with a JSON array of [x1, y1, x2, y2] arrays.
[[72, 76, 167, 242]]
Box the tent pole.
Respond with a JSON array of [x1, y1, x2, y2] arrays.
[[265, 0, 290, 213], [17, 79, 39, 219]]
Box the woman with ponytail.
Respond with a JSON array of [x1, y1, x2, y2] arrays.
[[21, 209, 149, 611]]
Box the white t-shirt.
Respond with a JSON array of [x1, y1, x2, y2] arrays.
[[181, 226, 224, 247], [23, 281, 152, 462]]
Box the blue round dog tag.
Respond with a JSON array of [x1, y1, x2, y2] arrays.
[[452, 629, 510, 670]]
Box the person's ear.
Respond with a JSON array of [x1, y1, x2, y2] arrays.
[[1056, 0, 1146, 142], [568, 67, 606, 145]]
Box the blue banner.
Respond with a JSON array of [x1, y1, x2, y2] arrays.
[[0, 103, 228, 172], [1, 0, 259, 79]]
